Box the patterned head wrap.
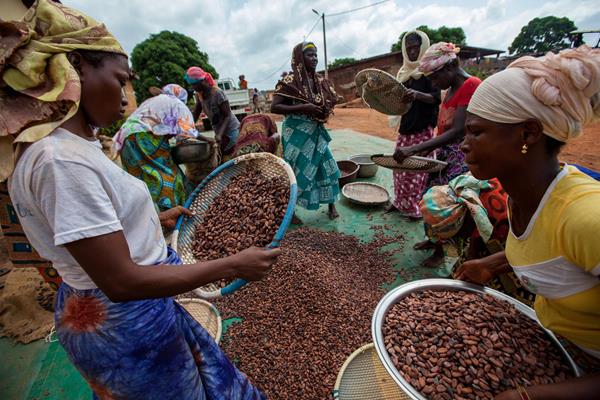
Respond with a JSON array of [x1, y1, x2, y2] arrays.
[[112, 92, 198, 153], [468, 45, 600, 143], [184, 66, 216, 87], [273, 42, 338, 122], [420, 174, 494, 242], [161, 84, 188, 104], [418, 42, 461, 76], [0, 0, 127, 181]]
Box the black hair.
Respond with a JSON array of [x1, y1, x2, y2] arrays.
[[77, 50, 124, 68], [405, 32, 422, 45], [544, 135, 566, 156]]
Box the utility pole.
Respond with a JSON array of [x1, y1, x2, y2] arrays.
[[312, 9, 328, 79]]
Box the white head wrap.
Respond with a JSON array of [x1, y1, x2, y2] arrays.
[[396, 30, 431, 83], [389, 30, 430, 128], [467, 45, 600, 142]]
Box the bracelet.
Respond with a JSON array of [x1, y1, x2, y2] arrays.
[[516, 385, 531, 400]]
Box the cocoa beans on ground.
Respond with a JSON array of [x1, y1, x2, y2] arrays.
[[383, 290, 573, 400], [216, 228, 398, 399]]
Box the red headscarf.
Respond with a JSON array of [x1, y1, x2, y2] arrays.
[[185, 66, 216, 87]]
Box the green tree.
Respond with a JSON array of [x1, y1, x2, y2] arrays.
[[329, 57, 358, 69], [391, 25, 466, 52], [509, 16, 577, 55], [131, 31, 218, 104]]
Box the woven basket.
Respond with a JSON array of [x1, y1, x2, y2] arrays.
[[355, 69, 410, 116], [342, 182, 390, 206], [176, 298, 222, 343], [333, 343, 410, 400], [172, 152, 298, 298], [370, 155, 447, 173]]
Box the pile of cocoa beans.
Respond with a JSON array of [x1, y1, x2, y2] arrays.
[[383, 290, 573, 400], [192, 169, 289, 287], [216, 228, 397, 399]]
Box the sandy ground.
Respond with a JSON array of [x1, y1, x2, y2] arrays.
[[324, 107, 600, 171]]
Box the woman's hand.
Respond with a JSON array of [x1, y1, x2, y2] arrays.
[[401, 89, 416, 104], [454, 259, 495, 284], [229, 247, 281, 281], [393, 146, 416, 163], [158, 206, 194, 230], [302, 103, 323, 118], [454, 251, 512, 285]]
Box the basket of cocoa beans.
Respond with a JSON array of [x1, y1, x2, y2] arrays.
[[371, 279, 581, 400], [172, 152, 297, 298]]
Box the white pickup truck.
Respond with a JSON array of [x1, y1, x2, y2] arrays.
[[199, 78, 251, 131]]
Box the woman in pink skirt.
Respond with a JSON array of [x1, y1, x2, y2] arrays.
[[387, 30, 440, 219]]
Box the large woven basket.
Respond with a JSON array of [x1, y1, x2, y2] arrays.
[[370, 155, 447, 173], [333, 343, 409, 400], [176, 298, 222, 343], [355, 69, 410, 116], [172, 152, 298, 298]]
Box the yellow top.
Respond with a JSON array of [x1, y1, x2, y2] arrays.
[[506, 165, 600, 355]]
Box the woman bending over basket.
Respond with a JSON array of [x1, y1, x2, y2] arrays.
[[2, 1, 278, 398], [455, 46, 600, 399], [387, 30, 441, 219], [394, 42, 480, 189], [187, 66, 240, 161], [270, 41, 341, 222], [113, 83, 204, 212]]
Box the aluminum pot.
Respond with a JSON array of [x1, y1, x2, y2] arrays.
[[171, 140, 212, 164], [349, 154, 379, 178]]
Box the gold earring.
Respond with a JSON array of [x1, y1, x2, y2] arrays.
[[521, 144, 528, 154]]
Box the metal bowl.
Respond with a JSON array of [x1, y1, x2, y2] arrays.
[[349, 154, 379, 178], [372, 279, 582, 400], [171, 140, 211, 164]]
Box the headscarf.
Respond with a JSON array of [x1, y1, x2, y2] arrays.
[[274, 42, 338, 121], [184, 66, 216, 87], [420, 174, 494, 242], [467, 45, 600, 142], [161, 83, 188, 104], [389, 30, 430, 127], [396, 30, 431, 83], [0, 0, 126, 181], [112, 84, 198, 153], [418, 42, 461, 76]]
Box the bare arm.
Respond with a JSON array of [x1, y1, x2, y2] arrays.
[[215, 100, 233, 142], [192, 97, 202, 122], [495, 374, 600, 400], [64, 231, 280, 302], [454, 251, 512, 284], [270, 94, 315, 115], [413, 91, 438, 105], [412, 105, 467, 153]]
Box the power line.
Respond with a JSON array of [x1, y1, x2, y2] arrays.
[[328, 0, 391, 17], [249, 16, 321, 84], [324, 19, 357, 56]]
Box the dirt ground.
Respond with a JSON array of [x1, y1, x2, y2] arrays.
[[324, 107, 600, 171]]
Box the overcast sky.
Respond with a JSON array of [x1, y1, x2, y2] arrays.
[[66, 0, 599, 90]]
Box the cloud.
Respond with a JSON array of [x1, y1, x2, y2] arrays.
[[65, 0, 599, 90]]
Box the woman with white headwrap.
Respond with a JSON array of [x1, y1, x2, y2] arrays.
[[386, 30, 441, 219], [455, 46, 600, 399]]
